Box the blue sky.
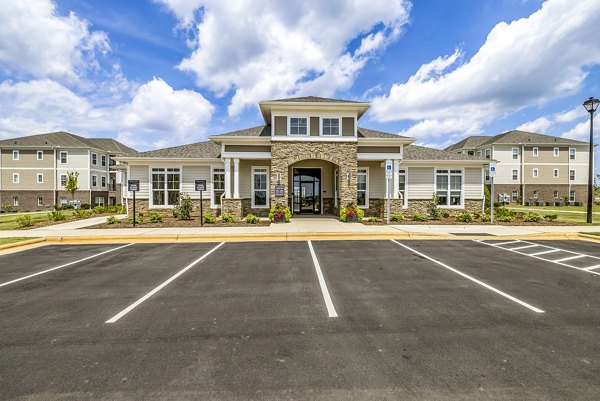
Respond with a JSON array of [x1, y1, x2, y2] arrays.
[[0, 0, 598, 155]]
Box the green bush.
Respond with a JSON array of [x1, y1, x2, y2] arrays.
[[441, 211, 450, 218], [428, 193, 442, 220], [127, 214, 143, 224], [456, 212, 473, 223], [1, 204, 13, 213], [221, 213, 235, 223], [106, 216, 119, 224], [339, 202, 365, 222], [497, 214, 515, 222], [47, 210, 66, 221], [16, 215, 33, 228], [482, 213, 491, 222], [474, 212, 482, 219], [365, 216, 381, 222], [390, 213, 404, 222], [245, 214, 260, 224], [81, 203, 91, 210], [269, 203, 291, 222], [173, 193, 193, 220], [523, 212, 543, 222], [412, 213, 428, 222], [148, 212, 164, 223], [203, 213, 216, 224], [544, 214, 558, 221], [74, 209, 92, 219], [93, 206, 106, 214]]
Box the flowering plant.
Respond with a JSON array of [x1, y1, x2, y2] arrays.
[[346, 210, 357, 217]]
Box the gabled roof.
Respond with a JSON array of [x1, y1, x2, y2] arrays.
[[444, 136, 489, 151], [0, 131, 137, 154], [357, 127, 410, 139], [404, 145, 485, 161], [212, 125, 271, 137], [134, 141, 221, 159], [264, 96, 363, 104], [447, 130, 588, 151], [87, 138, 138, 155]]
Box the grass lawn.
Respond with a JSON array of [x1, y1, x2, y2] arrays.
[[506, 205, 600, 225], [508, 205, 600, 213], [0, 211, 76, 230], [0, 237, 37, 245]]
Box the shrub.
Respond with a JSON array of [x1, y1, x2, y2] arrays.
[[474, 212, 482, 219], [441, 211, 450, 218], [269, 203, 291, 222], [106, 216, 119, 224], [93, 206, 106, 214], [390, 213, 404, 222], [2, 204, 13, 213], [412, 213, 428, 222], [47, 210, 66, 221], [544, 214, 558, 221], [203, 213, 216, 224], [482, 213, 491, 222], [148, 212, 163, 223], [456, 212, 473, 223], [428, 193, 442, 220], [81, 203, 91, 210], [339, 202, 365, 222], [173, 193, 193, 220], [221, 213, 235, 223], [127, 214, 143, 224], [365, 216, 381, 222], [74, 209, 92, 219], [15, 215, 33, 228], [523, 212, 543, 222], [497, 214, 515, 222], [245, 214, 260, 224]]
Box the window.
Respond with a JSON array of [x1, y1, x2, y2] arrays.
[[512, 169, 518, 181], [484, 168, 490, 182], [532, 147, 539, 157], [60, 174, 67, 186], [60, 197, 68, 205], [37, 197, 43, 207], [553, 169, 559, 178], [37, 150, 43, 160], [476, 150, 482, 157], [569, 190, 575, 202], [212, 167, 225, 207], [553, 147, 559, 157], [512, 148, 519, 160], [37, 173, 43, 184], [101, 176, 106, 187], [12, 196, 18, 207], [101, 155, 106, 167], [467, 150, 474, 156], [60, 151, 68, 164], [512, 190, 519, 202], [92, 175, 97, 187], [533, 168, 539, 178], [322, 118, 340, 136], [484, 149, 491, 159], [436, 169, 462, 207], [95, 197, 105, 206], [569, 169, 575, 181], [553, 190, 559, 199], [569, 148, 576, 160], [151, 167, 180, 206], [357, 168, 368, 208], [91, 153, 97, 165], [533, 190, 538, 199], [12, 150, 19, 160], [12, 173, 19, 184], [252, 167, 269, 208], [289, 117, 308, 135], [398, 169, 407, 205]]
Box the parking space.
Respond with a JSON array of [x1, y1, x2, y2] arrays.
[[0, 239, 599, 400]]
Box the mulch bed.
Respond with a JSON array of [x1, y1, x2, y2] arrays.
[[359, 217, 577, 226], [89, 217, 271, 229]]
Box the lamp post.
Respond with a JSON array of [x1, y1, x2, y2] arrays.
[[583, 97, 599, 224]]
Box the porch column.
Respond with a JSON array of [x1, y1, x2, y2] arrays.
[[224, 158, 232, 198], [392, 159, 400, 199], [233, 158, 240, 198]]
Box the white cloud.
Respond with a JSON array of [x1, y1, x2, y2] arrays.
[[516, 117, 552, 133], [0, 0, 109, 82], [156, 0, 411, 116], [371, 0, 600, 141], [561, 114, 596, 141], [0, 78, 214, 149]]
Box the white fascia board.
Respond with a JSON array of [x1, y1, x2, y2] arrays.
[[358, 138, 415, 146], [114, 157, 222, 164], [270, 136, 357, 142], [401, 160, 488, 166], [209, 136, 271, 144], [221, 151, 271, 159], [357, 153, 404, 161]]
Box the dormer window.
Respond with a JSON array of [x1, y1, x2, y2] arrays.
[[289, 118, 308, 135], [322, 118, 340, 136]]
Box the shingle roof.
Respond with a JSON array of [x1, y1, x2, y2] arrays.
[[445, 136, 489, 151], [213, 125, 272, 137], [135, 141, 221, 158], [357, 127, 410, 139], [87, 138, 138, 155], [404, 145, 485, 161], [0, 131, 137, 154], [447, 130, 587, 151], [263, 96, 363, 103]]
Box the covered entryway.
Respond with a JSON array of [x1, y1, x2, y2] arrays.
[[293, 168, 321, 214]]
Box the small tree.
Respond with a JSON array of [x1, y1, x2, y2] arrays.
[[428, 193, 442, 220], [65, 172, 79, 201]]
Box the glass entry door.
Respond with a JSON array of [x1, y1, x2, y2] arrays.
[[293, 168, 321, 214]]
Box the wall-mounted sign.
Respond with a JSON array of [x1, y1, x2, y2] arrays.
[[275, 184, 285, 197], [128, 180, 140, 192], [195, 179, 207, 192]]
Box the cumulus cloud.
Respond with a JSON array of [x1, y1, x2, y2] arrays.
[[371, 0, 600, 141], [156, 0, 411, 116], [0, 0, 109, 82]]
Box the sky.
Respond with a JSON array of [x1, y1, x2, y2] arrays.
[[0, 0, 599, 157]]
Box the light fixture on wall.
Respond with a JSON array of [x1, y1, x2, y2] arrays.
[[276, 172, 282, 183], [346, 171, 352, 183]]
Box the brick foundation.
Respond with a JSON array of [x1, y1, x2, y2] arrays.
[[0, 190, 54, 212]]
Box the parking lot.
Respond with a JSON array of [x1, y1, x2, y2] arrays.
[[0, 239, 599, 400]]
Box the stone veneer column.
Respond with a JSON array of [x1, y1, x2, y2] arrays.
[[233, 158, 240, 198]]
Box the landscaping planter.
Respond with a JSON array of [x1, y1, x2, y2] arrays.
[[345, 215, 358, 222], [273, 216, 286, 223]]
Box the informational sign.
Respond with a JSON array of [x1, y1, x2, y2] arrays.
[[128, 180, 140, 192], [275, 184, 285, 197], [489, 162, 496, 178], [385, 159, 393, 178], [195, 179, 207, 192]]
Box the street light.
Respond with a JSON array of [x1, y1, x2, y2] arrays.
[[583, 96, 599, 224]]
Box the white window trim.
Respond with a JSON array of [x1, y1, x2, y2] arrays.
[[287, 116, 309, 136], [512, 169, 519, 181], [101, 155, 107, 167], [512, 147, 519, 160], [101, 176, 106, 188], [60, 151, 68, 164], [569, 190, 576, 202], [569, 169, 575, 181], [91, 153, 97, 165], [553, 147, 559, 157], [211, 166, 225, 209], [321, 117, 341, 136], [12, 173, 19, 184], [149, 166, 182, 209], [37, 150, 43, 161], [484, 149, 491, 159], [553, 190, 559, 199], [92, 174, 97, 187], [60, 174, 67, 187], [13, 196, 19, 207], [533, 190, 539, 199], [434, 168, 464, 208], [532, 147, 539, 157], [569, 147, 576, 160], [533, 168, 539, 178], [553, 168, 559, 178], [251, 166, 270, 209], [398, 168, 408, 209], [37, 173, 43, 184], [95, 197, 105, 206], [512, 190, 519, 202], [37, 197, 43, 207], [357, 167, 369, 209]]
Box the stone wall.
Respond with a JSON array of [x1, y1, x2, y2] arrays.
[[399, 199, 484, 218], [0, 190, 54, 212], [241, 199, 269, 217], [126, 198, 215, 219], [222, 198, 242, 220]]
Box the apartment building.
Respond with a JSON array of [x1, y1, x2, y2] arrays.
[[446, 130, 590, 205], [0, 132, 136, 211]]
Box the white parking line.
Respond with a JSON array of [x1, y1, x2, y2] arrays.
[[0, 243, 134, 289], [492, 240, 521, 246], [391, 240, 544, 314], [105, 242, 225, 324], [530, 249, 560, 256], [511, 244, 540, 251], [553, 254, 586, 263], [583, 265, 600, 271], [307, 241, 338, 318]]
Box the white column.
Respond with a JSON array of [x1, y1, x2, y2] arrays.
[[224, 158, 231, 198], [392, 159, 400, 199], [233, 158, 240, 198]]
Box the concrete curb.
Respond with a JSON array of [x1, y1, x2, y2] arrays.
[[576, 233, 600, 243], [0, 237, 46, 250]]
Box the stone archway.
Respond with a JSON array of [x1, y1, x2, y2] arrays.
[[270, 141, 358, 212]]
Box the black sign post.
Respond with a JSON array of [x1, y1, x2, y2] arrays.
[[128, 180, 140, 227], [195, 180, 207, 226]]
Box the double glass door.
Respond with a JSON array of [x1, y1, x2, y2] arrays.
[[293, 168, 321, 214]]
